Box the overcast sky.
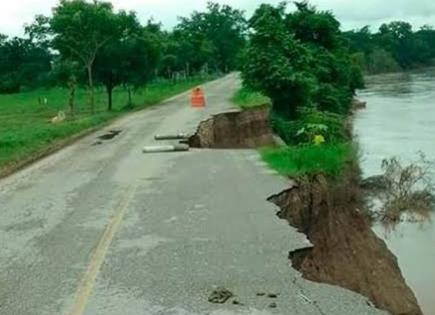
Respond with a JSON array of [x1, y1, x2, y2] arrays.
[[1, 0, 435, 37]]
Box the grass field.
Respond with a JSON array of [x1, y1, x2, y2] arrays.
[[0, 76, 214, 171], [232, 87, 270, 109]]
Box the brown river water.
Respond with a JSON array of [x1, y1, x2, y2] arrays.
[[354, 68, 435, 315]]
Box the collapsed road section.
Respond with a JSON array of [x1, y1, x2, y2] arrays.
[[190, 107, 423, 315], [188, 106, 275, 148]]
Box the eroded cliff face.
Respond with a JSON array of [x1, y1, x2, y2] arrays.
[[188, 106, 275, 148], [269, 170, 423, 315]]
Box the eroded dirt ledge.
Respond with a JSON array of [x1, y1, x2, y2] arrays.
[[188, 106, 275, 148], [268, 170, 423, 315]]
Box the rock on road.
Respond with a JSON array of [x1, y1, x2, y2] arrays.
[[0, 75, 387, 315]]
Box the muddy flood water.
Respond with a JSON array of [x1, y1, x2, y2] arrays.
[[354, 68, 435, 315]]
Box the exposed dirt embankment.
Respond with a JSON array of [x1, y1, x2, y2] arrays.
[[268, 168, 423, 315], [189, 106, 275, 148]]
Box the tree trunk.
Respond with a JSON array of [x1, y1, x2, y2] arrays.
[[185, 62, 190, 77], [68, 77, 76, 117], [127, 87, 132, 108], [107, 85, 113, 111], [87, 65, 94, 114]]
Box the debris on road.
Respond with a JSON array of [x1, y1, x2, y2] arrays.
[[208, 287, 234, 304], [268, 302, 278, 309], [298, 293, 313, 304], [154, 133, 189, 141], [143, 144, 189, 154], [51, 111, 66, 124]]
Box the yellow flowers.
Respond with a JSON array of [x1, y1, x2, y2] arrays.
[[313, 134, 326, 146]]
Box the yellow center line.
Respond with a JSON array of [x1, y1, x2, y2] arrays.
[[67, 185, 137, 315]]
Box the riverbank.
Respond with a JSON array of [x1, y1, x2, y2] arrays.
[[0, 76, 215, 178], [232, 88, 423, 315]]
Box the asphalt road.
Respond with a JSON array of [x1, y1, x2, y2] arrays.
[[0, 75, 388, 315]]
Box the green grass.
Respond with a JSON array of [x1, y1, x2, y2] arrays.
[[232, 87, 270, 109], [260, 143, 352, 177], [0, 76, 215, 170]]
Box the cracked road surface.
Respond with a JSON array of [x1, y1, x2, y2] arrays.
[[0, 75, 388, 315]]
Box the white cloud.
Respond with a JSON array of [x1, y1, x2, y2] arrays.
[[1, 0, 434, 37]]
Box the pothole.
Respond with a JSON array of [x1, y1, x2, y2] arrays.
[[268, 173, 423, 315], [98, 130, 122, 141], [93, 130, 123, 145], [188, 106, 275, 148]]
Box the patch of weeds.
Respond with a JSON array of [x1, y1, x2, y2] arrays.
[[270, 108, 347, 145], [232, 87, 270, 109], [260, 143, 352, 178]]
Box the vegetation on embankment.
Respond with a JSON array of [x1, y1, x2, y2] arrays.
[[261, 143, 352, 178], [0, 76, 213, 174], [232, 85, 352, 178], [236, 2, 360, 178], [231, 87, 270, 109]]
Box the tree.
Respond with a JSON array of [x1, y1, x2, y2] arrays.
[[242, 3, 316, 119], [344, 26, 375, 56], [94, 15, 161, 110], [343, 21, 435, 73], [174, 2, 246, 73], [376, 21, 416, 68], [241, 2, 361, 118], [286, 1, 341, 50], [50, 59, 81, 115], [0, 36, 51, 93], [28, 0, 120, 112]]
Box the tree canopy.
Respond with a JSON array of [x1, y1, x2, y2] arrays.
[[94, 14, 161, 110], [241, 2, 363, 119], [344, 22, 435, 73], [1, 0, 247, 114], [167, 2, 246, 75], [0, 36, 51, 93]]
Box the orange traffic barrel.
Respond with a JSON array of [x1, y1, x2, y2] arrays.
[[190, 87, 206, 108]]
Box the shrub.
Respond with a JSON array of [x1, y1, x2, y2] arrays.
[[270, 108, 347, 145], [375, 154, 435, 227]]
